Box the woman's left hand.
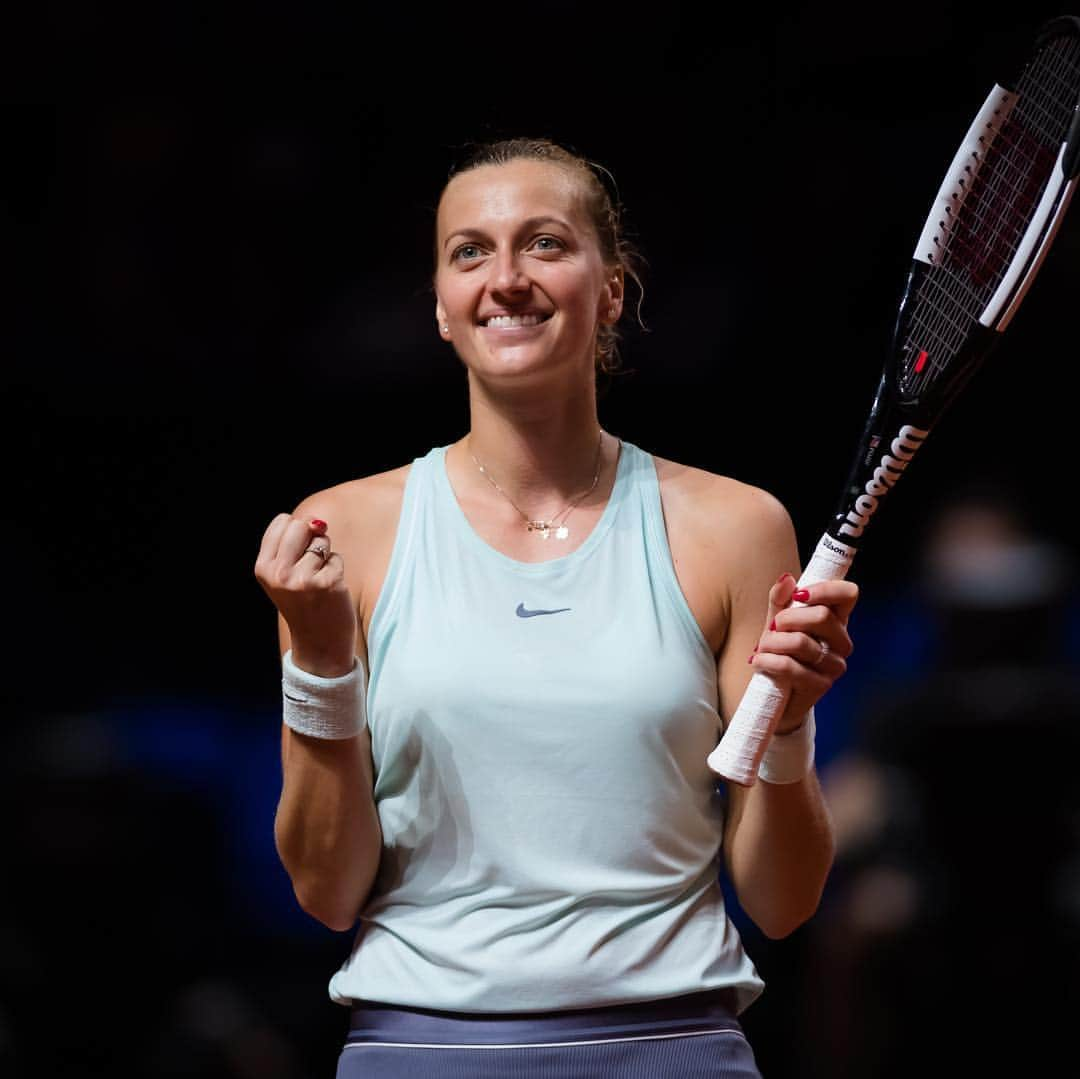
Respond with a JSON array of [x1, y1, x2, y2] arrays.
[[748, 573, 859, 734]]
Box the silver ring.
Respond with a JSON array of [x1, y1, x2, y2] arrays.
[[303, 545, 329, 561], [812, 639, 830, 668]]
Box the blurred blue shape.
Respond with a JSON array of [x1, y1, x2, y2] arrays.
[[103, 699, 332, 938]]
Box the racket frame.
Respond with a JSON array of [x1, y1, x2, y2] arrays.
[[707, 18, 1080, 786]]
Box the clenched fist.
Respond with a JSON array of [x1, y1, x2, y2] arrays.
[[254, 514, 358, 677]]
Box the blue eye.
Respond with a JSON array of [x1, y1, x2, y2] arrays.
[[452, 243, 482, 262], [532, 236, 564, 252]]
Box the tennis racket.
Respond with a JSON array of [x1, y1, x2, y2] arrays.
[[708, 15, 1080, 786]]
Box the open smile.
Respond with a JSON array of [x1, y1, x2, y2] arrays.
[[478, 312, 553, 329]]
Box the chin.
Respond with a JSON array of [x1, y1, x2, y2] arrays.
[[474, 348, 589, 389]]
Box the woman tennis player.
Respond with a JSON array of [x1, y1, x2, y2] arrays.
[[254, 138, 858, 1078]]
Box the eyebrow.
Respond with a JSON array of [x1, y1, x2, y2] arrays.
[[442, 215, 573, 251]]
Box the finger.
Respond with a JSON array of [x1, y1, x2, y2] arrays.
[[312, 551, 347, 588], [802, 634, 847, 674], [749, 650, 834, 694], [769, 606, 854, 659], [763, 571, 799, 632], [304, 541, 342, 579], [756, 621, 848, 668], [258, 512, 295, 564], [788, 580, 859, 623], [278, 516, 333, 569], [300, 543, 332, 570]]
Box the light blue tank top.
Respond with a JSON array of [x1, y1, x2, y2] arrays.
[[328, 439, 764, 1013]]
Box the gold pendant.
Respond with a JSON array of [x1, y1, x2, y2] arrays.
[[528, 520, 551, 539]]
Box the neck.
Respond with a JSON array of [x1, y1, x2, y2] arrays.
[[458, 371, 607, 510]]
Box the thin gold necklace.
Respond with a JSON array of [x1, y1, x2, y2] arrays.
[[468, 431, 605, 540]]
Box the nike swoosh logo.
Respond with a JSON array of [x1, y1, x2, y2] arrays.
[[516, 603, 572, 618]]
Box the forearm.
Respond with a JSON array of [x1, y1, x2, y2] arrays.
[[724, 767, 836, 939], [274, 728, 382, 931]]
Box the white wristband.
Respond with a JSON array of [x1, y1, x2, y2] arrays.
[[757, 708, 816, 784], [282, 649, 367, 739]]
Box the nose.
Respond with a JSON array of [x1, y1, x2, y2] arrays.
[[489, 248, 529, 295]]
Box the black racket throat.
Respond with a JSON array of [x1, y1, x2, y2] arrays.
[[890, 262, 1003, 410], [826, 296, 1001, 552], [826, 378, 934, 550]]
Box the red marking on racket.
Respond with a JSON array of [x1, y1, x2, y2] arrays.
[[915, 349, 929, 373]]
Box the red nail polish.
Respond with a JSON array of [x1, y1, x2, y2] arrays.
[[769, 619, 776, 631], [310, 519, 328, 532], [792, 588, 810, 603], [777, 572, 793, 584], [748, 654, 755, 664]]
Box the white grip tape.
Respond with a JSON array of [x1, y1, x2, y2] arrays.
[[800, 534, 855, 589], [706, 533, 855, 786], [706, 672, 787, 783]]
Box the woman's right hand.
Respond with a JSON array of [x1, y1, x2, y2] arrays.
[[254, 514, 358, 677]]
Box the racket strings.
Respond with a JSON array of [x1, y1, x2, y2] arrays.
[[899, 266, 980, 392], [900, 28, 1080, 397], [952, 33, 1080, 282], [1012, 35, 1080, 148], [907, 116, 1045, 386], [944, 121, 1052, 285], [902, 125, 1044, 391], [902, 129, 1049, 394]]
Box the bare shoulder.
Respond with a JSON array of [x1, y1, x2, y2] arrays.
[[292, 463, 411, 543], [652, 453, 795, 552], [650, 452, 797, 654], [291, 461, 414, 628]]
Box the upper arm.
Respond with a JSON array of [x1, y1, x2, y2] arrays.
[[654, 459, 800, 726]]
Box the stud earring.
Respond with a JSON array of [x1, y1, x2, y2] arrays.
[[442, 324, 449, 333]]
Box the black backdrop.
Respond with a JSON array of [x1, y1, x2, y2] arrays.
[[5, 4, 1080, 1077]]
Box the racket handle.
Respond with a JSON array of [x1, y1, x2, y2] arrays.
[[706, 533, 855, 786]]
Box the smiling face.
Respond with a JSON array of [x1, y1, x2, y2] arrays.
[[434, 159, 623, 386]]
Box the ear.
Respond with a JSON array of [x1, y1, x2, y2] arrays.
[[601, 266, 625, 324], [435, 297, 449, 337]]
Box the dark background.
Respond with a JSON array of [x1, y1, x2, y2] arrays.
[[5, 3, 1080, 1076]]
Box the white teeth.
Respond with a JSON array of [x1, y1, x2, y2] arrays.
[[484, 314, 543, 328]]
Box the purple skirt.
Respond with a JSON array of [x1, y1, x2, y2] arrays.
[[335, 990, 761, 1078]]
